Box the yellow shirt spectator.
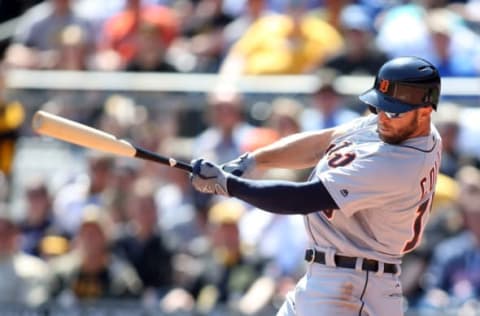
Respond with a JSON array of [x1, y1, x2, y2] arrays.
[[224, 13, 343, 75], [0, 101, 24, 175]]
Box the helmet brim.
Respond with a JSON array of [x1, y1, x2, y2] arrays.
[[359, 89, 418, 114]]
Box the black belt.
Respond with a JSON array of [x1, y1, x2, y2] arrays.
[[305, 249, 397, 274]]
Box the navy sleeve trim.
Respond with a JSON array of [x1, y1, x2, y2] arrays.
[[227, 176, 338, 215]]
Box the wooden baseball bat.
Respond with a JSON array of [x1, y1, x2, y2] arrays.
[[31, 110, 193, 172]]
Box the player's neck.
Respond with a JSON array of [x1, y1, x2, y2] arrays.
[[409, 119, 431, 139]]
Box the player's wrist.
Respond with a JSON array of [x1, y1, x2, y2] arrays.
[[240, 152, 256, 173], [218, 168, 231, 196], [222, 152, 256, 176]]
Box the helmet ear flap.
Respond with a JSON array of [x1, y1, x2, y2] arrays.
[[431, 87, 439, 110], [424, 87, 440, 110], [423, 88, 432, 104]]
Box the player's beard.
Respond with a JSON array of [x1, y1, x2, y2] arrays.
[[378, 112, 420, 144]]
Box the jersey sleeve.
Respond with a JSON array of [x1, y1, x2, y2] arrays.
[[317, 150, 416, 217]]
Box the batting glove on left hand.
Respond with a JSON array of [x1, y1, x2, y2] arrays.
[[222, 152, 256, 177], [190, 159, 230, 196]]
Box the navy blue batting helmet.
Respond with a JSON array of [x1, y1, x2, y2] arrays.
[[359, 56, 441, 113]]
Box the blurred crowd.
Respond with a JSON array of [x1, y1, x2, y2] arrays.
[[0, 0, 480, 315], [0, 0, 479, 75]]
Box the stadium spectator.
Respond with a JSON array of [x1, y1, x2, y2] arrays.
[[375, 4, 480, 76], [154, 153, 201, 247], [425, 8, 480, 76], [0, 207, 52, 307], [263, 97, 311, 181], [0, 65, 25, 178], [73, 0, 125, 34], [219, 0, 343, 76], [421, 166, 480, 309], [0, 100, 24, 178], [455, 107, 480, 167], [267, 97, 303, 138], [323, 4, 388, 76], [49, 206, 143, 302], [103, 160, 140, 228], [19, 176, 64, 257], [190, 199, 266, 314], [125, 22, 179, 72], [113, 177, 174, 297], [233, 124, 308, 310], [300, 70, 360, 131], [307, 0, 351, 31], [4, 0, 95, 70], [433, 102, 464, 178], [448, 1, 480, 35], [54, 24, 91, 70], [223, 0, 271, 49], [94, 0, 178, 71], [166, 0, 234, 73], [237, 167, 308, 294], [375, 2, 439, 60], [193, 87, 253, 164], [52, 153, 115, 237]]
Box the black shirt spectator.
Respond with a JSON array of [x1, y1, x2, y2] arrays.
[[114, 231, 173, 292], [113, 177, 174, 296], [324, 4, 388, 76]]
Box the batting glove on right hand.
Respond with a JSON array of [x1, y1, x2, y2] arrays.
[[191, 158, 230, 196], [222, 152, 256, 177]]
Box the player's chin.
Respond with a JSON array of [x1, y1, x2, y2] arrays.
[[378, 131, 404, 145]]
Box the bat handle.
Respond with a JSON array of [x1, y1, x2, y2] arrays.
[[134, 146, 193, 172]]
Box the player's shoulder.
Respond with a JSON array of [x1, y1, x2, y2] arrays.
[[388, 130, 441, 160], [368, 134, 440, 185], [375, 137, 435, 166]]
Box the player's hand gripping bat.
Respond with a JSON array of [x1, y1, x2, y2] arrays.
[[31, 110, 193, 172]]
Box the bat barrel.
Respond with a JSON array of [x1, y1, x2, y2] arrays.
[[32, 110, 137, 157], [32, 110, 193, 172]]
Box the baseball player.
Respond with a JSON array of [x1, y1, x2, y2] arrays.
[[190, 56, 442, 316]]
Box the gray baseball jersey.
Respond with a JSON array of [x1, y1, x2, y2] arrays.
[[307, 114, 442, 264]]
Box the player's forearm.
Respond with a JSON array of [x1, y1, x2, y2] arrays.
[[250, 129, 337, 170], [227, 176, 338, 214]]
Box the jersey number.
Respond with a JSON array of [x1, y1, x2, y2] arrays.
[[326, 142, 356, 168], [328, 153, 356, 168], [402, 197, 433, 253]]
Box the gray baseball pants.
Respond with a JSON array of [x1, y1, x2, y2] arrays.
[[276, 262, 403, 316]]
